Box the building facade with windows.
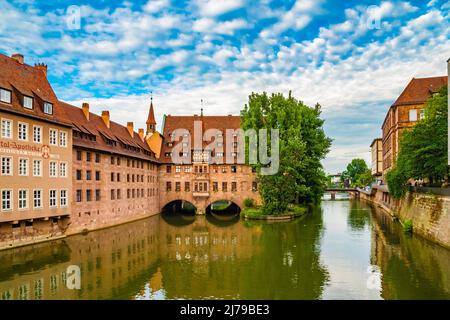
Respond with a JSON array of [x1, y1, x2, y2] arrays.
[[158, 114, 260, 214], [0, 54, 73, 246], [62, 101, 160, 235], [370, 138, 383, 181], [381, 76, 448, 178]]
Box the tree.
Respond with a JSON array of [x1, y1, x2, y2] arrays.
[[240, 92, 331, 215], [387, 85, 448, 199], [341, 158, 370, 187]]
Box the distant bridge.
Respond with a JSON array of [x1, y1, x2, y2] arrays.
[[324, 188, 359, 200]]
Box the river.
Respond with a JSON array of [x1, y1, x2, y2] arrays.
[[0, 199, 449, 300]]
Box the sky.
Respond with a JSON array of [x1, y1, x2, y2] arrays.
[[0, 0, 449, 173]]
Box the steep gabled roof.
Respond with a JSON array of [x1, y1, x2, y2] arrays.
[[0, 53, 71, 126], [61, 101, 158, 162], [392, 76, 447, 107]]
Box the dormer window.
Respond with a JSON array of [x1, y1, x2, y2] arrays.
[[44, 102, 53, 115], [23, 96, 33, 109], [0, 88, 11, 103]]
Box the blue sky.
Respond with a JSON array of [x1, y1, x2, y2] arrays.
[[1, 0, 449, 173]]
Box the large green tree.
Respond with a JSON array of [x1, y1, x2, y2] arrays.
[[387, 85, 448, 199], [341, 158, 371, 187], [240, 92, 331, 215]]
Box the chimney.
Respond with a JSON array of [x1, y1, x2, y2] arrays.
[[11, 53, 24, 64], [82, 103, 90, 121], [34, 63, 48, 77], [101, 111, 110, 128], [138, 128, 145, 141], [127, 122, 134, 138]]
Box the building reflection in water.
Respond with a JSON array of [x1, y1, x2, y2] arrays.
[[0, 201, 449, 300]]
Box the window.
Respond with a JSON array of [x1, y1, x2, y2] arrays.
[[117, 189, 121, 199], [76, 190, 82, 202], [33, 126, 42, 143], [213, 182, 218, 192], [33, 160, 42, 177], [185, 182, 190, 192], [19, 158, 28, 176], [49, 129, 58, 145], [86, 190, 92, 202], [86, 170, 92, 181], [175, 182, 181, 192], [76, 150, 82, 161], [49, 161, 57, 177], [95, 153, 101, 163], [49, 190, 57, 207], [231, 165, 237, 173], [231, 182, 237, 192], [117, 157, 121, 166], [95, 189, 101, 201], [111, 172, 114, 182], [419, 109, 425, 120], [111, 189, 115, 200], [1, 190, 12, 211], [18, 189, 28, 209], [23, 96, 33, 109], [95, 171, 100, 181], [166, 165, 172, 173], [60, 190, 67, 207], [184, 166, 191, 173], [0, 88, 12, 103], [111, 156, 115, 165], [252, 181, 258, 191], [59, 131, 67, 147], [409, 109, 417, 121], [222, 182, 227, 192], [1, 119, 12, 139], [1, 157, 12, 175], [175, 166, 181, 173], [216, 152, 223, 157], [166, 182, 172, 192], [59, 162, 67, 178], [18, 122, 28, 141], [76, 170, 82, 180], [44, 102, 53, 115], [117, 173, 120, 182], [33, 190, 42, 208]]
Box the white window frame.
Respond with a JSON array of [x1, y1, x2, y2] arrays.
[[23, 96, 33, 109], [0, 88, 12, 103], [49, 161, 58, 178], [44, 102, 53, 115], [1, 118, 12, 139], [33, 159, 42, 177], [18, 157, 29, 176], [175, 165, 181, 173], [33, 189, 42, 209], [60, 189, 68, 207], [33, 125, 42, 144], [49, 128, 58, 146], [59, 130, 68, 148], [18, 189, 28, 210], [18, 122, 28, 141], [1, 156, 12, 176], [1, 189, 12, 212], [59, 161, 67, 178], [49, 189, 57, 208]]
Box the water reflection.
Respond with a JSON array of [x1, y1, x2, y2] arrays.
[[0, 200, 449, 300]]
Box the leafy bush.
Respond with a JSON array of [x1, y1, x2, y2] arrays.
[[386, 167, 408, 199], [403, 219, 413, 234], [243, 198, 255, 208]]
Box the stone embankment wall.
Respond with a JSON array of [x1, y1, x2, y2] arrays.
[[359, 186, 450, 249]]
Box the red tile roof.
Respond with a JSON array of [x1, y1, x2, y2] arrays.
[[61, 101, 158, 162], [146, 101, 156, 125], [392, 76, 447, 107], [0, 53, 71, 126], [160, 114, 241, 163]]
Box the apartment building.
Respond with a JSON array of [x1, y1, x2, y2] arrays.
[[0, 54, 73, 246]]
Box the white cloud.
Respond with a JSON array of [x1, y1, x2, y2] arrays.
[[143, 0, 170, 13], [195, 0, 245, 17], [193, 18, 248, 35]]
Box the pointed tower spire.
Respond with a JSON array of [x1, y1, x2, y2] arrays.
[[146, 92, 156, 135]]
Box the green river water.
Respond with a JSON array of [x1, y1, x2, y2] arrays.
[[0, 199, 449, 300]]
